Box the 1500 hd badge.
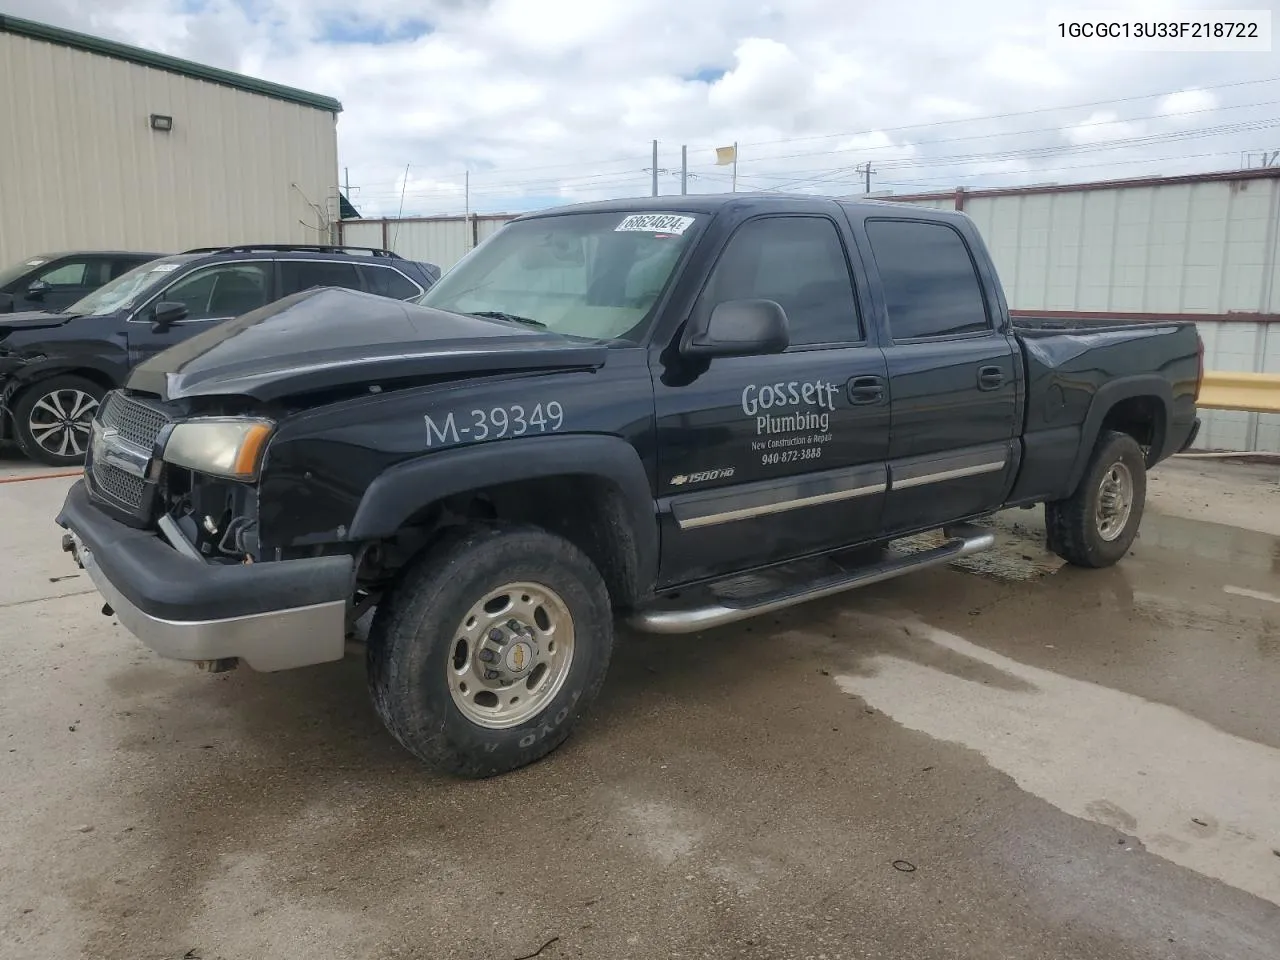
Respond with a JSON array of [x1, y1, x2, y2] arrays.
[[670, 467, 735, 486], [424, 401, 565, 447]]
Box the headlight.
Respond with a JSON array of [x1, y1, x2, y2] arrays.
[[162, 417, 275, 480]]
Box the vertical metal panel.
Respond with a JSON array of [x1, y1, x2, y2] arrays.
[[1257, 324, 1280, 452], [929, 176, 1280, 316], [0, 33, 339, 262], [338, 221, 383, 249], [898, 197, 954, 211], [343, 217, 516, 270]]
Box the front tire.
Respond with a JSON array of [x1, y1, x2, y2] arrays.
[[12, 375, 104, 467], [367, 523, 613, 778], [1046, 429, 1147, 568]]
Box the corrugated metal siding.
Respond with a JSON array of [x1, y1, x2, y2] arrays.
[[340, 216, 513, 270], [897, 179, 1280, 453], [339, 221, 383, 249], [899, 177, 1280, 315], [0, 33, 339, 262]]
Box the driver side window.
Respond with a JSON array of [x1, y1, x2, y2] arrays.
[[696, 216, 862, 347], [36, 259, 109, 288], [159, 263, 270, 320]]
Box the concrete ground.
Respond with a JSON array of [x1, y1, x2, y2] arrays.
[[1, 448, 1278, 960]]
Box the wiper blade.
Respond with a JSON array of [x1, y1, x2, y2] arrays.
[[467, 310, 546, 328]]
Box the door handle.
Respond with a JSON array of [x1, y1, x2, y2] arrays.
[[977, 366, 1005, 391], [847, 375, 886, 405]]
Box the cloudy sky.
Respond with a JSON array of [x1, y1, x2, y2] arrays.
[[2, 0, 1277, 216]]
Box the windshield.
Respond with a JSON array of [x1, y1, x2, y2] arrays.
[[418, 211, 702, 342], [65, 256, 192, 316], [0, 255, 50, 290]]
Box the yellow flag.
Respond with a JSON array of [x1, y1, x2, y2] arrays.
[[715, 145, 737, 165]]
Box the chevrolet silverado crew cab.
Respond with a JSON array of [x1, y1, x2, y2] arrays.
[[55, 195, 1203, 778], [2, 244, 438, 467]]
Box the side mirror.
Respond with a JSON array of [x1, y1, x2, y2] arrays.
[[25, 280, 50, 301], [151, 301, 188, 332], [679, 298, 790, 359]]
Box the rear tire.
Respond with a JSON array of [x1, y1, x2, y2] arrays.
[[1046, 430, 1146, 569], [367, 523, 613, 778], [12, 375, 104, 467]]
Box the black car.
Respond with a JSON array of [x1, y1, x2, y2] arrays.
[[0, 250, 164, 314], [0, 243, 439, 466]]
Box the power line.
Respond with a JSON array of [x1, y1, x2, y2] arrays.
[[348, 76, 1280, 196], [352, 115, 1280, 203], [352, 98, 1280, 203], [682, 74, 1280, 152]]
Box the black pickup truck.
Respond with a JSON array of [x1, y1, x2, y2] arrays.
[[55, 195, 1203, 777]]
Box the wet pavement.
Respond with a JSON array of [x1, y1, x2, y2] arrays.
[[1, 454, 1278, 959]]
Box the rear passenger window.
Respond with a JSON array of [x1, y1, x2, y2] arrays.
[[359, 265, 420, 299], [281, 260, 363, 295], [699, 216, 860, 346], [866, 220, 990, 340]]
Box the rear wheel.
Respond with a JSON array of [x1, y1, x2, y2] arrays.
[[367, 523, 613, 778], [12, 375, 104, 467], [1046, 430, 1147, 568]]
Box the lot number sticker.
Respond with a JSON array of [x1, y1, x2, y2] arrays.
[[615, 214, 695, 235]]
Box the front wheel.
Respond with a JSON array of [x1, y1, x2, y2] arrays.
[[367, 523, 614, 778], [1046, 429, 1147, 568], [12, 375, 105, 467]]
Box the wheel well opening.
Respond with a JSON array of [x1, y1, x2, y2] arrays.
[[398, 475, 642, 609], [14, 368, 116, 402], [1101, 395, 1166, 464]]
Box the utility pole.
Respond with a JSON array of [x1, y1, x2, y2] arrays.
[[732, 142, 738, 192], [855, 162, 875, 194], [652, 140, 659, 197], [681, 144, 688, 195], [856, 162, 875, 194], [464, 170, 472, 250]]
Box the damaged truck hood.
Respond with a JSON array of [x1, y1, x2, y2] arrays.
[[126, 288, 610, 402], [0, 309, 74, 331]]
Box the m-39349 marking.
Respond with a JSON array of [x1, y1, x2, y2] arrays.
[[425, 401, 565, 447]]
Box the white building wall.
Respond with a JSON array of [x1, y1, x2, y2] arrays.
[[897, 175, 1280, 453], [901, 176, 1280, 316], [339, 217, 512, 269], [0, 31, 340, 262]]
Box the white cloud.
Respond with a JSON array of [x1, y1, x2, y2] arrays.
[[1, 0, 1275, 215], [1158, 88, 1220, 122], [1063, 110, 1144, 146]]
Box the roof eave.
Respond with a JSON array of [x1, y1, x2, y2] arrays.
[[0, 14, 342, 114]]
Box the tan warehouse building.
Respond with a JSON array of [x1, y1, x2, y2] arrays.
[[0, 14, 341, 264]]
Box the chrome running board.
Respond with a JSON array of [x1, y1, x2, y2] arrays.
[[628, 523, 995, 635]]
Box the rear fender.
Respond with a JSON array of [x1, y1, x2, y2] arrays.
[[1066, 375, 1171, 492]]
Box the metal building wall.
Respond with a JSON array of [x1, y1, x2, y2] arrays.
[[339, 216, 512, 269], [933, 176, 1280, 314], [894, 172, 1280, 453], [0, 32, 340, 262]]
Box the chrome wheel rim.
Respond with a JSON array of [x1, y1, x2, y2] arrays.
[[1095, 461, 1134, 542], [447, 581, 575, 729], [28, 389, 98, 459]]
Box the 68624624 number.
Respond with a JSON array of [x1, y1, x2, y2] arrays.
[[424, 401, 564, 447]]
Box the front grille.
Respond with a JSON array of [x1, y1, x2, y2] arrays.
[[88, 392, 172, 513], [98, 392, 169, 449], [92, 460, 147, 508]]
